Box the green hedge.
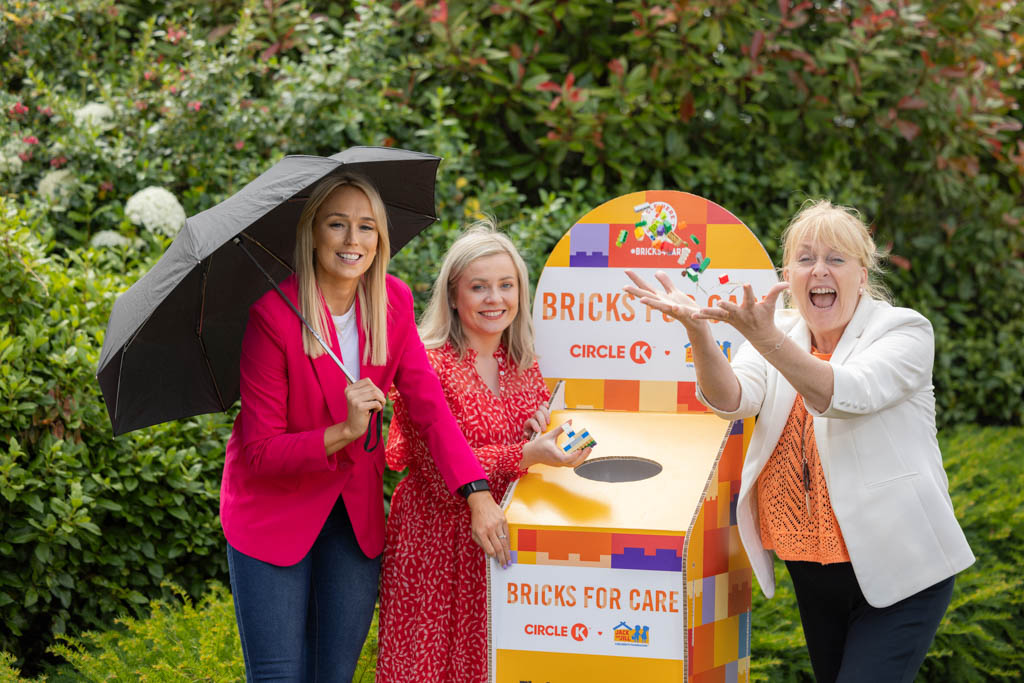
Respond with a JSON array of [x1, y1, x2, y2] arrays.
[[0, 214, 233, 667], [4, 0, 1021, 427], [384, 0, 1024, 429]]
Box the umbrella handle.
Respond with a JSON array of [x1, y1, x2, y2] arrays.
[[364, 410, 383, 452]]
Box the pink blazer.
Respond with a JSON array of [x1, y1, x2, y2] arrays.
[[220, 274, 486, 565]]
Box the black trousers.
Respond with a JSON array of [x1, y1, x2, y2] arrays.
[[785, 560, 954, 683]]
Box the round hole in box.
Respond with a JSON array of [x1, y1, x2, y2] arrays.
[[574, 456, 662, 483]]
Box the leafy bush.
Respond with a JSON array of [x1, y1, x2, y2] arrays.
[[385, 0, 1024, 428], [45, 583, 244, 682], [0, 583, 379, 682], [0, 212, 232, 668]]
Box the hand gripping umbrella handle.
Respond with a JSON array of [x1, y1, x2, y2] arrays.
[[234, 237, 382, 452]]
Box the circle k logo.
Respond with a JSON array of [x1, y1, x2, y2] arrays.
[[571, 623, 588, 641], [629, 341, 652, 365]]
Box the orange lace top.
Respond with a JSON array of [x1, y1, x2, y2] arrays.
[[756, 351, 850, 564]]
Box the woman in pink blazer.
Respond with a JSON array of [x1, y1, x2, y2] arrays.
[[220, 173, 510, 682]]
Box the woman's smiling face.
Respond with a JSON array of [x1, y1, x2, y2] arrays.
[[311, 185, 379, 288], [783, 240, 867, 351]]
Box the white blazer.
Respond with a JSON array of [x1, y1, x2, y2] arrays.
[[697, 295, 974, 607]]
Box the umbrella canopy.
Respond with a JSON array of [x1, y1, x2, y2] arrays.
[[97, 146, 441, 435]]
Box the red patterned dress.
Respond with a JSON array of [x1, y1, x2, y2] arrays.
[[376, 342, 549, 683]]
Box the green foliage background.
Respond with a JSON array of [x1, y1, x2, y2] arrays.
[[1, 0, 1021, 677]]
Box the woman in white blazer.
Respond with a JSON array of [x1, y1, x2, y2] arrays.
[[625, 200, 973, 683]]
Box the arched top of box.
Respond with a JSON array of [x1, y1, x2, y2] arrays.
[[532, 191, 778, 413]]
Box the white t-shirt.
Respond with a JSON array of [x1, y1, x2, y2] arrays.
[[332, 306, 360, 382]]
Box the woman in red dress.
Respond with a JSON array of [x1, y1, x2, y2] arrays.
[[377, 222, 590, 682]]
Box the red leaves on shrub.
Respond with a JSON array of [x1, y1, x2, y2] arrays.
[[750, 30, 765, 60], [897, 95, 928, 110], [894, 119, 920, 141], [679, 92, 695, 122]]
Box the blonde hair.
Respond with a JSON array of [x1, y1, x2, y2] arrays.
[[419, 219, 536, 372], [780, 199, 890, 302], [293, 173, 391, 365]]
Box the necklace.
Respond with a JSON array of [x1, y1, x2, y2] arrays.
[[800, 408, 812, 517]]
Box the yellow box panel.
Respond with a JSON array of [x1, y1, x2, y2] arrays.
[[713, 615, 740, 668], [507, 411, 730, 532], [495, 649, 682, 683], [565, 379, 605, 410], [637, 381, 678, 412], [706, 224, 773, 269], [575, 191, 648, 225]]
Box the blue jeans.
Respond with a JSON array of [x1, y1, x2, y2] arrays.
[[227, 496, 381, 682]]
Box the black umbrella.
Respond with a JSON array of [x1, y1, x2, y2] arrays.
[[97, 146, 441, 435]]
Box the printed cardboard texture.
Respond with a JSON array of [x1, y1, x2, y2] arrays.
[[532, 190, 777, 414]]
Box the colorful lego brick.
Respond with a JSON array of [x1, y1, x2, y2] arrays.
[[699, 257, 711, 272], [677, 247, 692, 265], [665, 231, 683, 246], [634, 226, 646, 240], [719, 274, 730, 284], [690, 234, 701, 245], [616, 229, 628, 246], [633, 201, 651, 213]]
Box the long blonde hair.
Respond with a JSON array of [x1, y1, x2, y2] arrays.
[[780, 199, 890, 303], [419, 220, 536, 371], [293, 173, 391, 365]]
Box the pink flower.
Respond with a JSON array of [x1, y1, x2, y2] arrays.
[[134, 100, 148, 111], [187, 101, 201, 112], [37, 106, 53, 116], [9, 102, 29, 116], [100, 180, 114, 192], [234, 140, 245, 150], [18, 151, 32, 162], [144, 71, 155, 81], [168, 85, 178, 94], [50, 156, 68, 168], [22, 135, 39, 145], [166, 27, 187, 44], [430, 1, 448, 23]]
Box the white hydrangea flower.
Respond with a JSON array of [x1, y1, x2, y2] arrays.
[[125, 186, 186, 236], [37, 169, 75, 202], [0, 152, 23, 175], [73, 102, 114, 128], [0, 139, 27, 174], [90, 230, 131, 248]]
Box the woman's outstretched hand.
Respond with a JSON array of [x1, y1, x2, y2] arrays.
[[694, 282, 790, 348], [623, 270, 704, 328], [521, 420, 591, 470]]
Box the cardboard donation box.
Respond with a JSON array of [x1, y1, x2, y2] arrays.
[[488, 191, 779, 683]]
